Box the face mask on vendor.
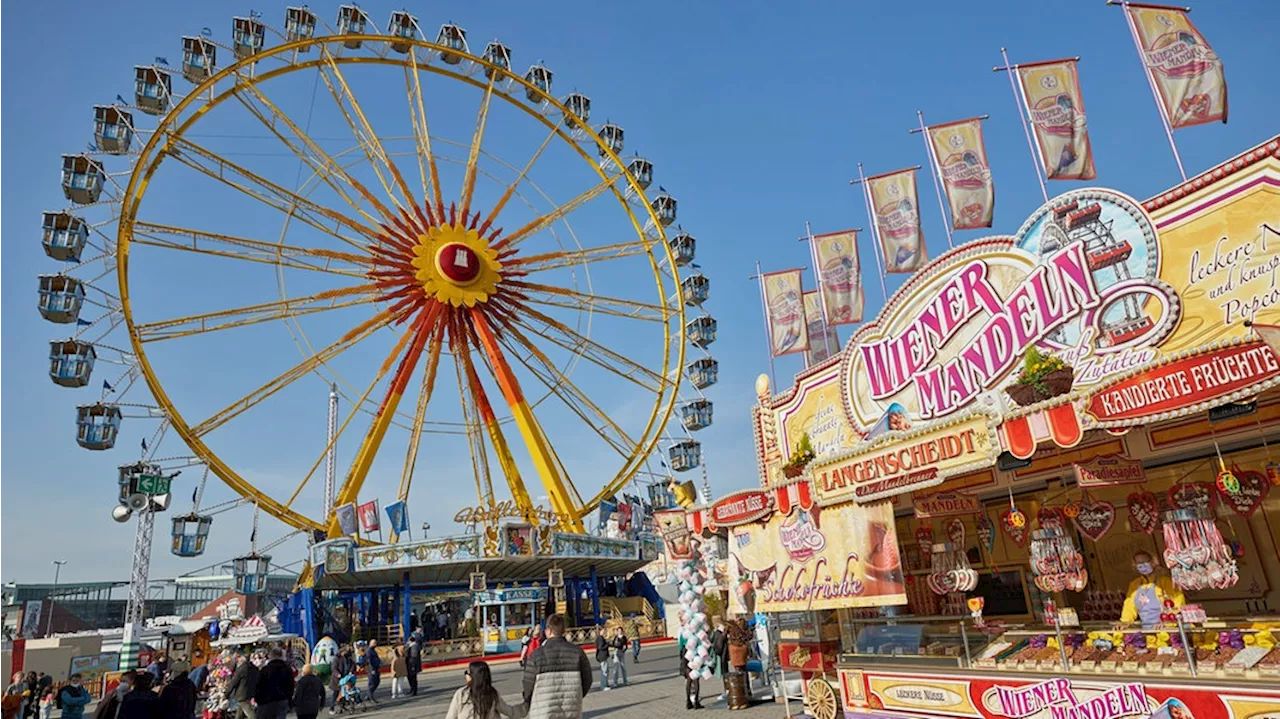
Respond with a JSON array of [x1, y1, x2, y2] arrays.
[[1134, 555, 1155, 576]]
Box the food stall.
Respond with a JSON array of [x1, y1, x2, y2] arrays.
[[473, 586, 548, 653], [721, 137, 1280, 719]]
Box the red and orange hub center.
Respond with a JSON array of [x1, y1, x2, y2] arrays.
[[436, 242, 482, 285]]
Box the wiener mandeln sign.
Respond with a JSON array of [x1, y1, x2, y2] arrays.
[[1085, 341, 1280, 425], [812, 415, 997, 505]]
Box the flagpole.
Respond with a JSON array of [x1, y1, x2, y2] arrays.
[[850, 163, 891, 305], [994, 48, 1049, 202], [912, 110, 954, 249], [752, 261, 777, 391], [1110, 0, 1188, 181]]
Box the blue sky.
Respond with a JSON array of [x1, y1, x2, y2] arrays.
[[3, 1, 1278, 584]]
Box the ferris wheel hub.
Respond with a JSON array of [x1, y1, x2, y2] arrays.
[[436, 243, 482, 285], [409, 222, 503, 307]]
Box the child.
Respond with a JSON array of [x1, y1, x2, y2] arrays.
[[37, 689, 54, 719]]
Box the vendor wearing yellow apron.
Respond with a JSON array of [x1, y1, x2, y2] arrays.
[[1120, 551, 1185, 628]]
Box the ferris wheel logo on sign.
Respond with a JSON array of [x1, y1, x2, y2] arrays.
[[1040, 73, 1060, 91]]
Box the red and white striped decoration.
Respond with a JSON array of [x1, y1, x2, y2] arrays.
[[774, 480, 814, 516]]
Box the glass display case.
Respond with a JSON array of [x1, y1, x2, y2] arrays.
[[837, 614, 984, 669], [831, 613, 1280, 681]]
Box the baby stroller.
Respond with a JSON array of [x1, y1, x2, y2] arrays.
[[336, 673, 368, 714]]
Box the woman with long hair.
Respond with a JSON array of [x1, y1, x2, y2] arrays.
[[445, 661, 526, 719]]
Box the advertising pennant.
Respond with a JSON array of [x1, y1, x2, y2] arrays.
[[927, 117, 995, 229], [867, 168, 927, 273], [1127, 4, 1227, 128], [1017, 58, 1097, 180], [335, 503, 358, 536], [357, 499, 380, 532], [811, 230, 864, 325], [803, 291, 840, 365], [762, 269, 808, 356]]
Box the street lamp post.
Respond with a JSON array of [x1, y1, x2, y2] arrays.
[[45, 560, 67, 637]]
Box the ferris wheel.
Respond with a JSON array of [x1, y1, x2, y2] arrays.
[[38, 5, 719, 551]]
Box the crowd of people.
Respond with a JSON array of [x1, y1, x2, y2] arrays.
[[2, 611, 752, 719]]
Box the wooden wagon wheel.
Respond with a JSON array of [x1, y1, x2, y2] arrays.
[[805, 675, 840, 719]]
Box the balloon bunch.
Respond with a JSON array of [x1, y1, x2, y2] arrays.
[[674, 558, 716, 681]]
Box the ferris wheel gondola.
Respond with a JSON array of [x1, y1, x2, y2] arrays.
[[37, 5, 718, 559]]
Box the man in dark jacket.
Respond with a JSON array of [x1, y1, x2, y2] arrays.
[[117, 673, 162, 719], [327, 648, 354, 714], [291, 665, 325, 719], [56, 674, 91, 719], [158, 662, 197, 719], [253, 648, 294, 719], [362, 641, 381, 704], [403, 635, 421, 696], [225, 655, 259, 719], [92, 672, 133, 719], [522, 614, 592, 719]]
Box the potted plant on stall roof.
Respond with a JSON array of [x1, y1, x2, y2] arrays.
[[1006, 346, 1074, 407], [782, 432, 816, 479]]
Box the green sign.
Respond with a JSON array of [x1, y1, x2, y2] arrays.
[[136, 473, 171, 495]]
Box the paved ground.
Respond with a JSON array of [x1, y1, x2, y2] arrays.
[[354, 641, 799, 718]]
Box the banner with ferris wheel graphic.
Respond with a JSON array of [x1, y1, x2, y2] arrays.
[[762, 269, 808, 357], [926, 117, 995, 229], [867, 168, 927, 273], [1126, 3, 1228, 129], [811, 230, 864, 326], [1017, 58, 1097, 180]]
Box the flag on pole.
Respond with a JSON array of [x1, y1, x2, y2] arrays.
[[141, 437, 148, 452], [811, 230, 863, 325], [1016, 59, 1097, 180], [384, 501, 409, 534], [1126, 4, 1227, 128], [357, 500, 381, 532], [867, 168, 927, 273], [335, 503, 358, 535], [761, 269, 808, 357], [926, 117, 995, 229], [803, 291, 840, 365], [102, 380, 114, 392]]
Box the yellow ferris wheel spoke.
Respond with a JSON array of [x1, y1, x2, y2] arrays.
[[404, 52, 443, 215], [507, 280, 669, 323], [317, 45, 416, 216], [460, 74, 497, 217], [455, 318, 534, 519], [495, 169, 628, 251], [162, 133, 379, 249], [129, 222, 372, 279], [230, 79, 394, 228], [452, 328, 497, 509], [502, 302, 668, 393], [469, 308, 584, 531], [395, 322, 446, 506], [327, 303, 444, 538], [283, 348, 393, 512], [493, 319, 639, 460], [135, 284, 380, 343], [483, 123, 562, 232], [506, 240, 653, 275], [189, 308, 397, 439]]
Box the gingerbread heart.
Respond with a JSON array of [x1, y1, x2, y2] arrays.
[[977, 515, 995, 552], [1168, 483, 1215, 513], [945, 517, 966, 546], [1001, 509, 1029, 547], [1126, 492, 1160, 535], [1217, 465, 1270, 518], [1038, 506, 1067, 531], [1072, 501, 1116, 542]]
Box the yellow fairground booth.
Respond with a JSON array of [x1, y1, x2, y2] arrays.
[[712, 137, 1280, 719]]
